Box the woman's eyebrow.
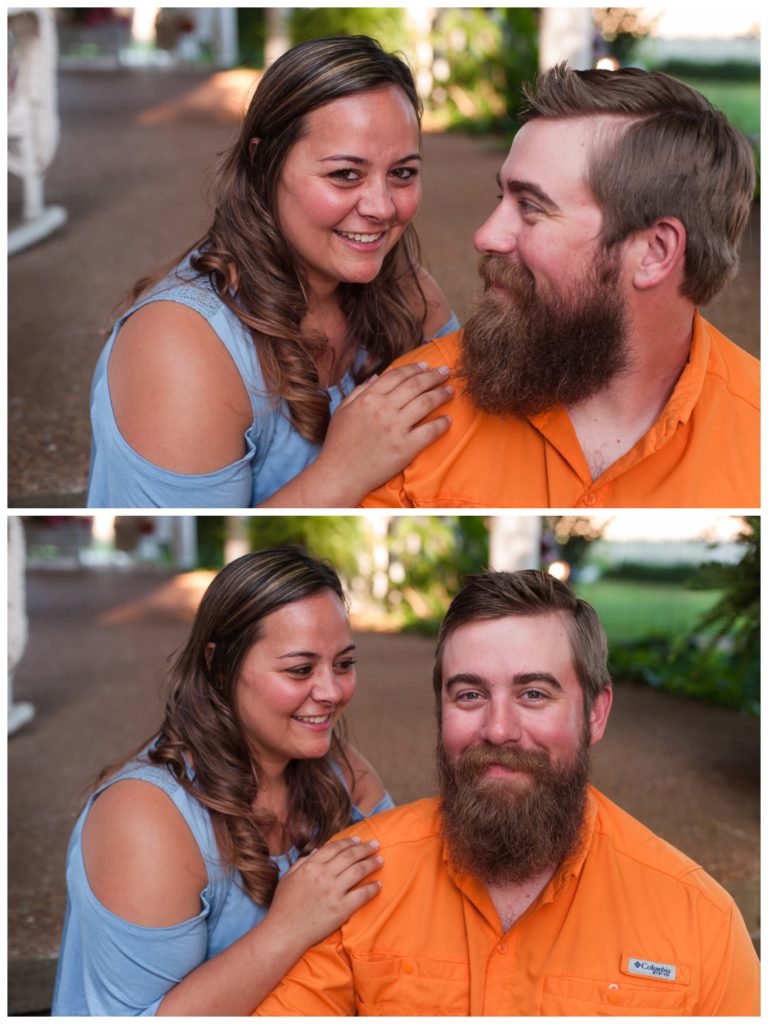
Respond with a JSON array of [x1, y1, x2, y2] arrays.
[[320, 153, 422, 165]]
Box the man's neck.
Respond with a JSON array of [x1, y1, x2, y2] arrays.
[[567, 305, 696, 480], [485, 865, 557, 933]]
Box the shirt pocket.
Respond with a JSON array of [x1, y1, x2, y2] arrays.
[[540, 973, 689, 1015], [351, 952, 470, 1016]]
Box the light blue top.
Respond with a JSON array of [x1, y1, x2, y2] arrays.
[[86, 255, 460, 508], [51, 750, 394, 1016]]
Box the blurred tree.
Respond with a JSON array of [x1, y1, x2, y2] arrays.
[[289, 8, 408, 54], [430, 8, 538, 132], [385, 516, 489, 629], [687, 516, 760, 714], [543, 515, 607, 572], [245, 515, 367, 583], [593, 7, 659, 65], [237, 8, 266, 67]]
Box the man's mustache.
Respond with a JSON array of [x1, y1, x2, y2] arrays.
[[477, 254, 535, 295], [455, 741, 552, 777]]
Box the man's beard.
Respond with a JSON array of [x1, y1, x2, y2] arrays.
[[438, 732, 591, 886], [458, 251, 630, 418]]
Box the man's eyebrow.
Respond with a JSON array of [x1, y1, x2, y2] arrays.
[[321, 153, 422, 165], [496, 173, 560, 211], [444, 671, 563, 691], [513, 671, 563, 691]]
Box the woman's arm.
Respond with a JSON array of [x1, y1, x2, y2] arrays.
[[82, 780, 382, 1016], [109, 301, 453, 508]]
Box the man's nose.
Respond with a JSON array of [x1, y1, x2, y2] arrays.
[[474, 204, 517, 257], [480, 698, 523, 746]]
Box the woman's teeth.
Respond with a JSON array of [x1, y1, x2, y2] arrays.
[[335, 231, 384, 243], [292, 713, 332, 724]]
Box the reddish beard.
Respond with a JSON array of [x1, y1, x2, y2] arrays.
[[457, 251, 629, 418], [437, 736, 590, 885]]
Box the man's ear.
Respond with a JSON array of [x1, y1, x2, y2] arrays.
[[627, 217, 686, 291], [588, 685, 613, 745]]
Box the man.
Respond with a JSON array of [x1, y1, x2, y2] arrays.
[[256, 570, 759, 1016], [362, 65, 759, 508]]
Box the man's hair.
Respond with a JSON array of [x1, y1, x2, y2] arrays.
[[519, 63, 756, 306], [433, 569, 611, 716]]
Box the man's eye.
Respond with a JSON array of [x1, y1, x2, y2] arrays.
[[518, 198, 541, 216], [457, 690, 483, 703]]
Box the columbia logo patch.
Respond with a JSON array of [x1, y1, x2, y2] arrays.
[[626, 956, 677, 981]]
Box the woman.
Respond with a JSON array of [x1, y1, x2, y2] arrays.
[[52, 546, 392, 1015], [87, 35, 457, 508]]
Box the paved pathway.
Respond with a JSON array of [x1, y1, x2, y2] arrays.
[[8, 568, 759, 1012], [8, 68, 760, 505]]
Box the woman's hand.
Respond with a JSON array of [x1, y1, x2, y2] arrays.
[[267, 836, 383, 950], [259, 360, 452, 507], [318, 362, 453, 498]]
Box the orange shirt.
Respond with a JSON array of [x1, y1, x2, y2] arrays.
[[361, 315, 759, 508], [256, 790, 759, 1016]]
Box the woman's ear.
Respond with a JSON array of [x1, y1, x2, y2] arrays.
[[205, 642, 216, 670], [629, 217, 687, 291], [248, 137, 260, 162]]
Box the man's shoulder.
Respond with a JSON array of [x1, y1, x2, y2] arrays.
[[337, 797, 442, 852], [391, 332, 462, 372], [701, 317, 760, 409], [590, 787, 734, 913]]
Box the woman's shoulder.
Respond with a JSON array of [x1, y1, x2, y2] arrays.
[[81, 777, 207, 927], [412, 267, 456, 340], [106, 299, 253, 474], [336, 745, 390, 815]]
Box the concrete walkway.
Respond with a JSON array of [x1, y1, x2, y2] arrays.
[[8, 567, 759, 1013], [8, 68, 760, 506]]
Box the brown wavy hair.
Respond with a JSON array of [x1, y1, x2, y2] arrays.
[[95, 546, 355, 906], [127, 35, 427, 444]]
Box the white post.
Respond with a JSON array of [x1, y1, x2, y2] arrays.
[[8, 517, 35, 735], [538, 7, 595, 70], [489, 516, 542, 571], [265, 8, 291, 66]]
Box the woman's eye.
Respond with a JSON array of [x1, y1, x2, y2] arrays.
[[335, 659, 357, 673], [391, 166, 419, 181], [286, 665, 313, 677], [329, 168, 360, 182]]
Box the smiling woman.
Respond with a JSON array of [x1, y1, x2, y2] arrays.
[[51, 546, 392, 1016], [86, 35, 459, 509]]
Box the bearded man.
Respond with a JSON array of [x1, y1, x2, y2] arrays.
[[255, 571, 759, 1016], [361, 63, 759, 508]]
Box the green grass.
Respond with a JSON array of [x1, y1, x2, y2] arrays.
[[572, 579, 722, 645], [678, 78, 760, 137]]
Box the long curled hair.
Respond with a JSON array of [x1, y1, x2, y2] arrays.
[[95, 546, 355, 906], [127, 35, 427, 444]]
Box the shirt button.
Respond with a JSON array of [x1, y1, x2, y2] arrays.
[[402, 962, 415, 974], [583, 492, 596, 506], [497, 943, 508, 954], [607, 984, 620, 1005]]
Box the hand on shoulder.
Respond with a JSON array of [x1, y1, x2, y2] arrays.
[[108, 301, 252, 474], [81, 778, 206, 927]]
